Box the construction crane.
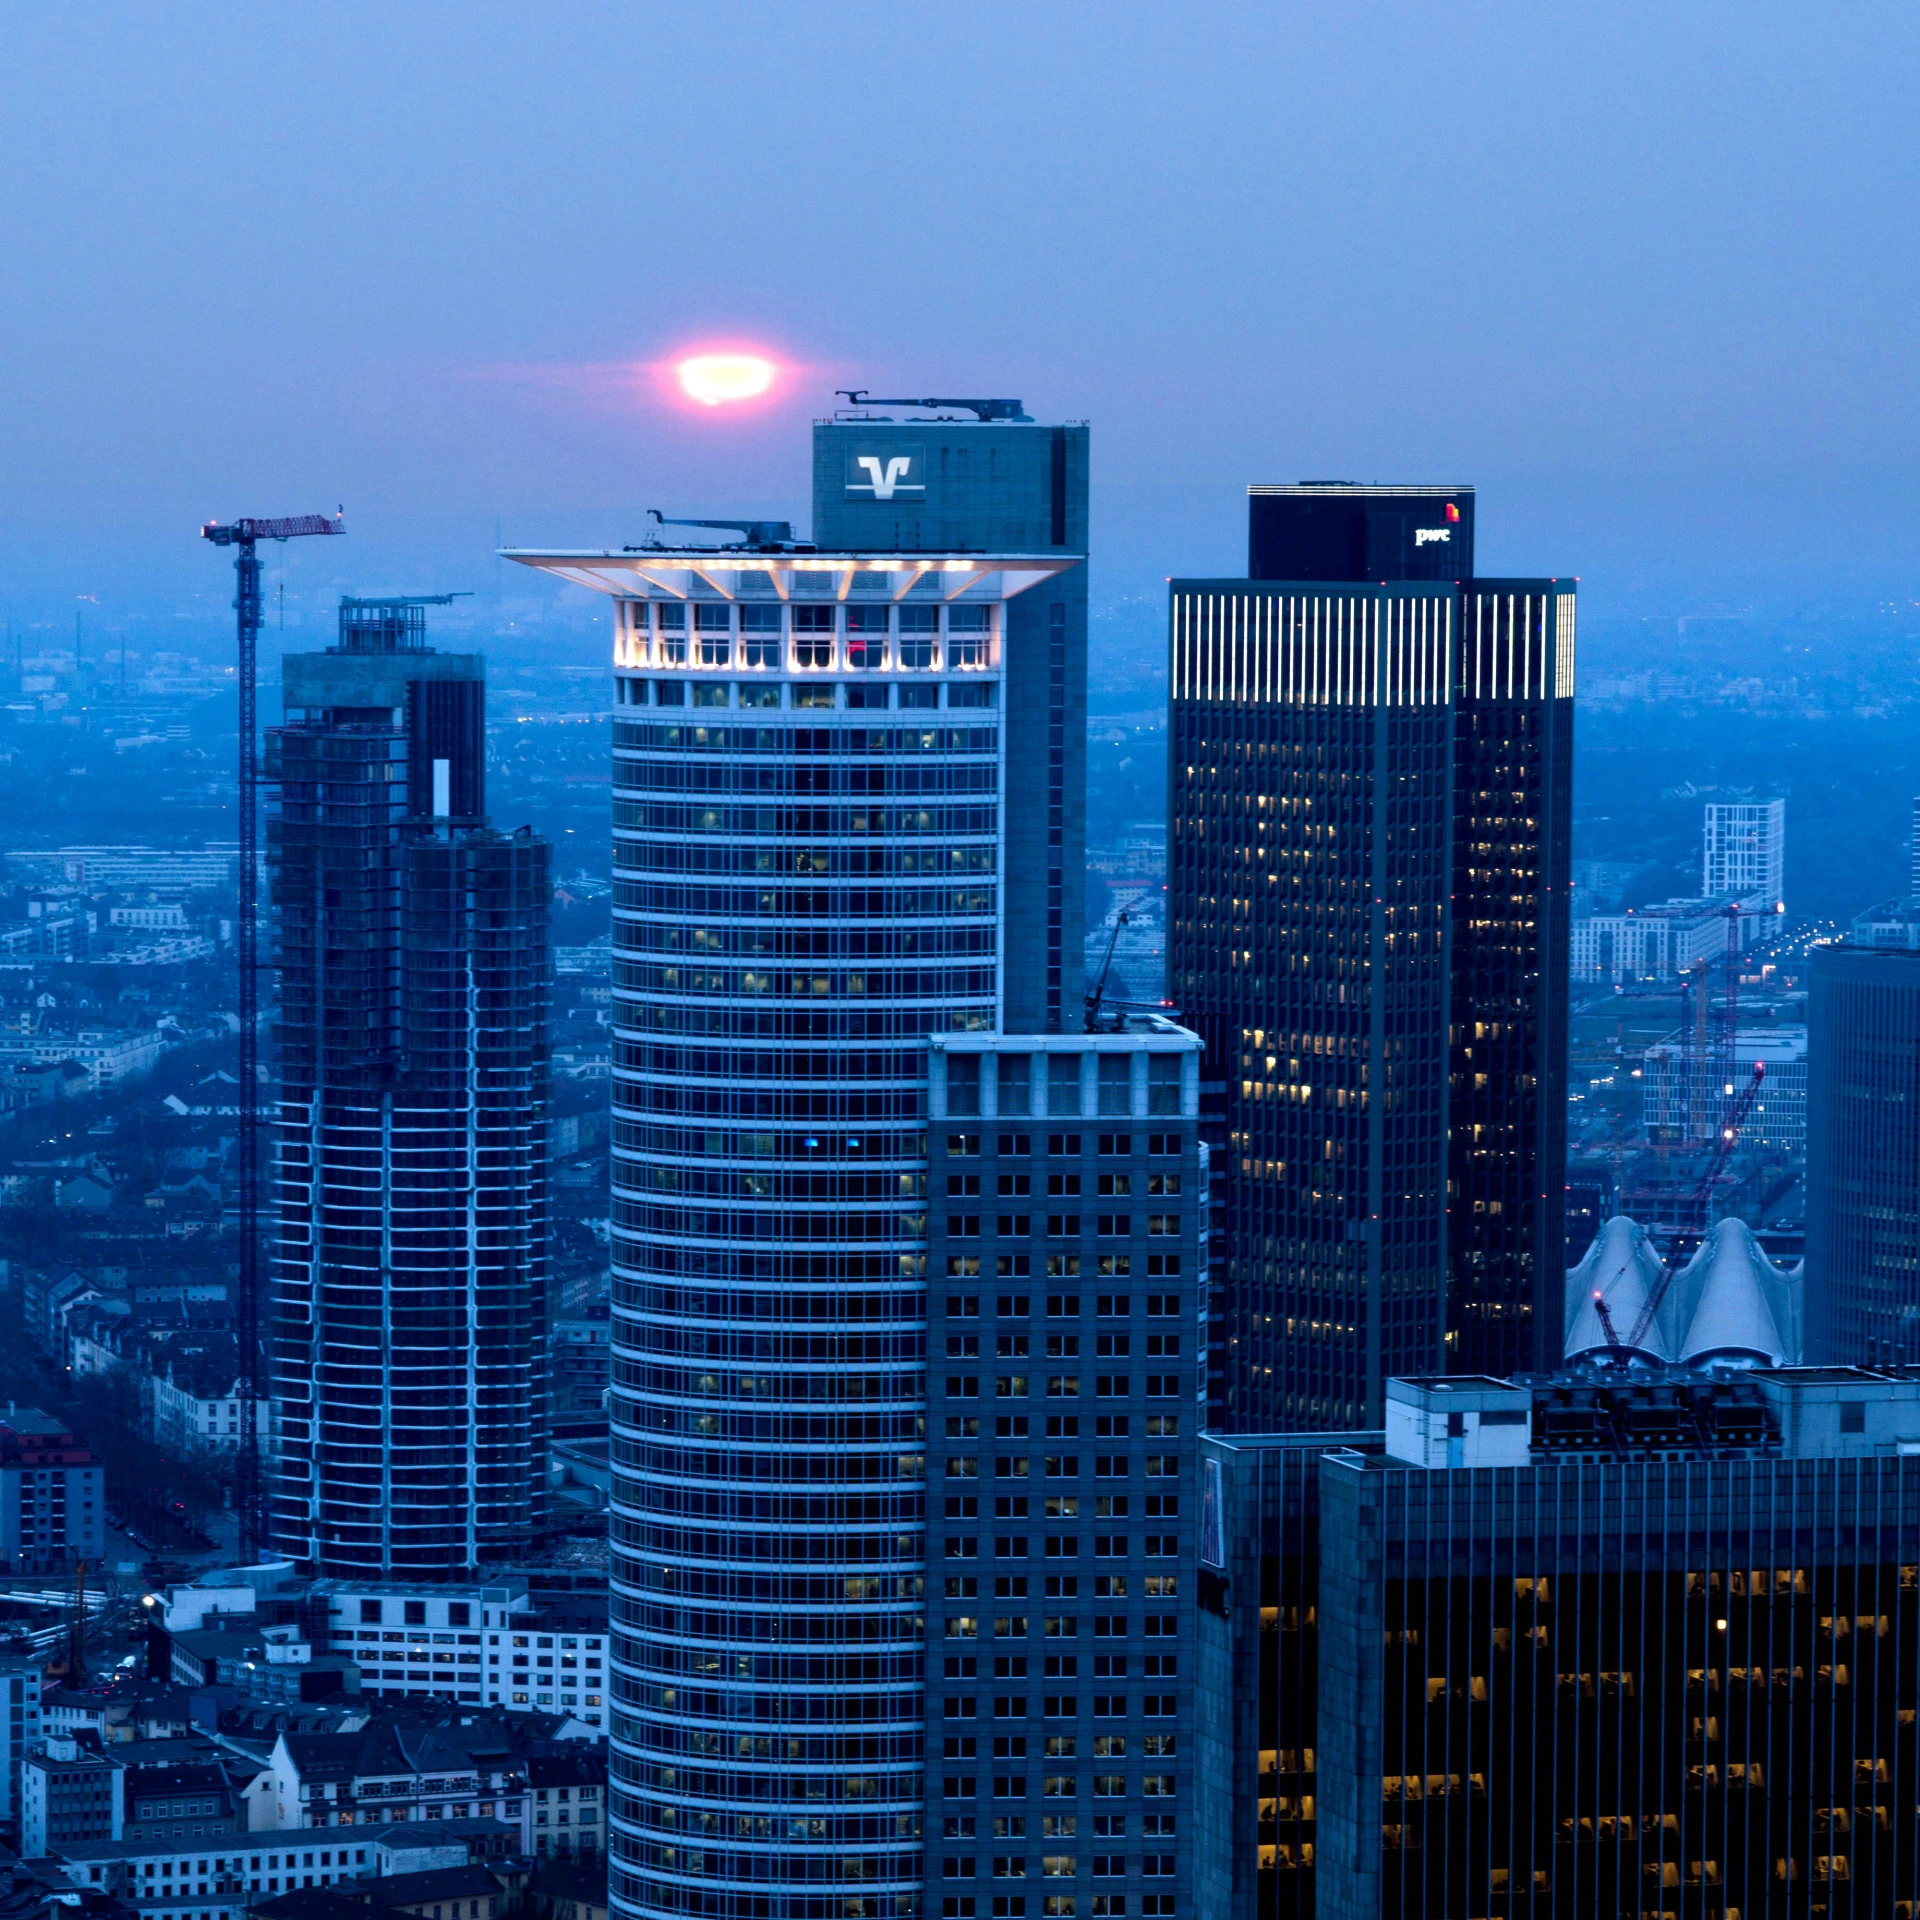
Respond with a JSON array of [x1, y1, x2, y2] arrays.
[[201, 511, 345, 1564], [635, 510, 798, 551], [834, 391, 1034, 423], [1594, 1060, 1766, 1362], [1084, 913, 1130, 1031], [66, 1558, 89, 1688]]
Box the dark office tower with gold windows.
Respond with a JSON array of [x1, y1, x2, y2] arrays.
[[1448, 582, 1574, 1377], [1170, 486, 1573, 1429], [266, 597, 551, 1575]]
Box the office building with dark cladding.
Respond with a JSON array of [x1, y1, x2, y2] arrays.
[[923, 1027, 1204, 1920], [1808, 943, 1920, 1366], [1167, 579, 1458, 1430], [266, 597, 551, 1575], [1170, 487, 1574, 1428], [1445, 583, 1575, 1376], [1198, 1369, 1920, 1920]]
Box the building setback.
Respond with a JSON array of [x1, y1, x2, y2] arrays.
[[1200, 1368, 1920, 1920], [266, 597, 551, 1576]]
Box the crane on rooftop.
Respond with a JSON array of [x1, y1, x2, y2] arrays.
[[635, 510, 800, 552], [200, 510, 344, 1563], [835, 391, 1034, 422]]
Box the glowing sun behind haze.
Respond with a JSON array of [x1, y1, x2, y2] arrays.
[[676, 353, 777, 407]]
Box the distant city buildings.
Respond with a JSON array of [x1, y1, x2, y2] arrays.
[[1572, 799, 1784, 985], [1702, 797, 1784, 905], [266, 596, 552, 1576], [1641, 1023, 1808, 1153], [0, 1405, 104, 1576]]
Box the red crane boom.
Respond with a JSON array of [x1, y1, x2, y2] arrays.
[[1594, 1060, 1766, 1363]]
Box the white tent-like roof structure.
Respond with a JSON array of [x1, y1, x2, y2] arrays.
[[1565, 1216, 1672, 1364], [1669, 1218, 1801, 1367], [1565, 1215, 1803, 1369]]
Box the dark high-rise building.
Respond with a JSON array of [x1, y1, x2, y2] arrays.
[[1808, 943, 1920, 1364], [1200, 1368, 1920, 1920], [1446, 582, 1575, 1375], [266, 597, 551, 1575], [1169, 487, 1572, 1428], [1168, 580, 1457, 1431]]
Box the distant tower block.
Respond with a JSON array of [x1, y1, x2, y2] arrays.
[[1911, 795, 1919, 899], [1703, 797, 1785, 909]]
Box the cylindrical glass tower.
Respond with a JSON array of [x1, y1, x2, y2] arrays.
[[605, 559, 1018, 1920]]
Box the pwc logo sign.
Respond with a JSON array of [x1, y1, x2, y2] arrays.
[[845, 444, 926, 501]]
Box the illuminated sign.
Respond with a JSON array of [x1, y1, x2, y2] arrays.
[[845, 445, 926, 501], [1414, 527, 1452, 547]]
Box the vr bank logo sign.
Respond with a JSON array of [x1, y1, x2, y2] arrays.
[[844, 445, 926, 501]]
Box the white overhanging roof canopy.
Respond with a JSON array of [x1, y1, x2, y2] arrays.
[[501, 548, 1083, 604]]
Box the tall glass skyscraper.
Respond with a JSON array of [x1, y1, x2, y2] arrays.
[[266, 597, 551, 1574], [1170, 488, 1573, 1428], [511, 412, 1097, 1920]]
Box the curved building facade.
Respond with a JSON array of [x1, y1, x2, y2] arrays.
[[508, 502, 1085, 1920]]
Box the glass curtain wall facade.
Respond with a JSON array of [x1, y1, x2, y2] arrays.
[[267, 601, 551, 1574], [513, 409, 1091, 1920], [1446, 584, 1575, 1376], [1167, 583, 1456, 1431], [520, 546, 1077, 1920]]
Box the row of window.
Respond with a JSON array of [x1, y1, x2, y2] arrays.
[[613, 722, 998, 755], [622, 679, 997, 710], [943, 1257, 1185, 1281], [944, 1217, 1186, 1240]]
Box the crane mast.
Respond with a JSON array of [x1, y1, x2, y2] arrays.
[[201, 511, 344, 1564]]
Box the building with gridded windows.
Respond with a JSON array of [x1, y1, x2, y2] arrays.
[[508, 405, 1113, 1920], [1169, 486, 1575, 1427], [266, 597, 551, 1575]]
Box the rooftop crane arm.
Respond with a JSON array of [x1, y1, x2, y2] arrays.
[[835, 391, 1033, 423], [638, 510, 797, 550]]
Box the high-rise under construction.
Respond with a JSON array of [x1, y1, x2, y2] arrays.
[[265, 596, 551, 1575]]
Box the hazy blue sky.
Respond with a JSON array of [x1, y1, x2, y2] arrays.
[[3, 2, 1917, 621]]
